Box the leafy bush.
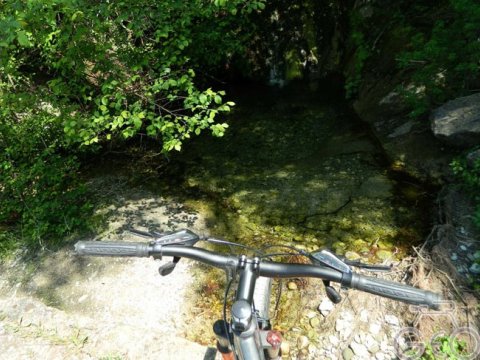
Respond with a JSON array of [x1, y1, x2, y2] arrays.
[[421, 335, 468, 360], [0, 0, 265, 250], [0, 91, 91, 249], [451, 152, 480, 228], [398, 0, 480, 117], [345, 12, 373, 99]]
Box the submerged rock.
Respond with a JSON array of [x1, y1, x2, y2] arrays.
[[431, 93, 480, 147]]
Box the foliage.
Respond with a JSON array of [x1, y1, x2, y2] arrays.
[[0, 0, 265, 249], [345, 12, 372, 99], [0, 0, 257, 151], [451, 152, 480, 228], [0, 91, 91, 249], [421, 335, 468, 360], [398, 0, 480, 117]]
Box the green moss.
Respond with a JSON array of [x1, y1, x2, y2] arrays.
[[285, 49, 303, 81]]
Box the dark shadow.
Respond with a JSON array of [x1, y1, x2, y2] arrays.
[[203, 347, 218, 360]]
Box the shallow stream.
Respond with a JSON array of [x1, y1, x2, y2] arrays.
[[165, 83, 433, 262]]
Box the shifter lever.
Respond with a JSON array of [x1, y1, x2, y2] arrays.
[[158, 256, 181, 276], [323, 280, 342, 304]]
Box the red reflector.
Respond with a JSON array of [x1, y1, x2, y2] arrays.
[[266, 330, 282, 347]]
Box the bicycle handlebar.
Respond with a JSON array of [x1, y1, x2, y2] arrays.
[[74, 241, 441, 309]]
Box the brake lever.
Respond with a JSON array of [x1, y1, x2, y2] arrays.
[[128, 228, 159, 239], [340, 257, 393, 272], [129, 228, 200, 276], [309, 249, 352, 274]]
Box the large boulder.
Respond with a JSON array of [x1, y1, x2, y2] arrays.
[[431, 93, 480, 147]]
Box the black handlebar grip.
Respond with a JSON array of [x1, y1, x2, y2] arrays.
[[75, 241, 150, 257], [351, 273, 441, 309]]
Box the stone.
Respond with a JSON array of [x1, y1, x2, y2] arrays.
[[365, 334, 379, 353], [360, 309, 369, 322], [350, 342, 370, 358], [345, 251, 361, 261], [388, 120, 415, 138], [297, 335, 309, 350], [318, 298, 335, 317], [358, 175, 393, 199], [342, 347, 354, 360], [280, 341, 290, 355], [329, 335, 340, 346], [287, 281, 298, 290], [469, 263, 480, 274], [451, 253, 458, 261], [431, 93, 480, 147], [376, 250, 393, 261], [369, 322, 381, 335], [309, 317, 320, 327], [384, 314, 400, 327], [467, 149, 480, 167]]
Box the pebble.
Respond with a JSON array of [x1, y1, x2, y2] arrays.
[[318, 298, 335, 317], [287, 282, 298, 290], [360, 309, 369, 322], [350, 342, 370, 358], [369, 322, 381, 335], [342, 347, 354, 360], [335, 313, 354, 338], [384, 314, 400, 327], [329, 335, 340, 346], [280, 341, 290, 355], [450, 253, 458, 261], [469, 263, 480, 274], [309, 317, 320, 327], [460, 245, 468, 251], [297, 335, 309, 350]]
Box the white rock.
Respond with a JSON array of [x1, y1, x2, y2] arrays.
[[365, 334, 377, 349], [329, 335, 340, 346], [369, 322, 381, 335], [384, 314, 400, 327], [297, 335, 309, 350], [336, 318, 346, 332], [375, 352, 386, 360], [318, 298, 335, 316], [450, 253, 458, 261], [350, 342, 369, 358], [360, 309, 369, 322], [343, 311, 354, 321]]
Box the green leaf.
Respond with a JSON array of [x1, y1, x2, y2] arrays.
[[17, 30, 32, 47]]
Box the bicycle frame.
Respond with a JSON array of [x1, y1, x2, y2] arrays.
[[217, 255, 280, 360]]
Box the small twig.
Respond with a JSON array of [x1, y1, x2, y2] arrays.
[[435, 268, 466, 305]]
